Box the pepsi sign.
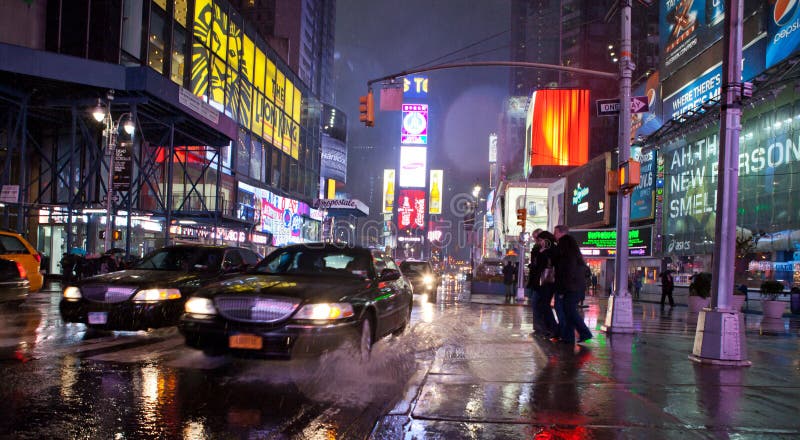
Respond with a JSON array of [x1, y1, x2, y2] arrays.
[[767, 0, 800, 68]]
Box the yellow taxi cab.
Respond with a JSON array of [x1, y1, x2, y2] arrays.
[[0, 229, 43, 292]]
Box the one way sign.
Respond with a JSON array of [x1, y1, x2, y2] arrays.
[[596, 96, 649, 116]]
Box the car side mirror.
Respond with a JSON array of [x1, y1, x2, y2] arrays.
[[379, 268, 401, 281]]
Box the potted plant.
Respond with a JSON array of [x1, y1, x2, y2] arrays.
[[760, 280, 786, 319], [688, 272, 712, 313], [731, 284, 748, 311]]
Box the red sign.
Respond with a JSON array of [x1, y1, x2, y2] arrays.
[[397, 189, 426, 230]]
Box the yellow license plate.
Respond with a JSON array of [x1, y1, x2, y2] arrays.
[[229, 334, 263, 350]]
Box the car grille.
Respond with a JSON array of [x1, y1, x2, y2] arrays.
[[81, 285, 138, 303], [215, 296, 300, 323]]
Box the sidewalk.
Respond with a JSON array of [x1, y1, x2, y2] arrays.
[[371, 290, 800, 439]]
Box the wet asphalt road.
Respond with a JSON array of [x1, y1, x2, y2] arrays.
[[2, 278, 800, 439]]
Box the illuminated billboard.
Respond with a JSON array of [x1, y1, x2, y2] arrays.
[[429, 170, 443, 214], [631, 71, 662, 140], [525, 89, 589, 174], [573, 226, 653, 258], [630, 148, 656, 222], [767, 0, 800, 68], [399, 146, 427, 188], [401, 104, 429, 145], [403, 75, 429, 99], [564, 152, 613, 229], [382, 169, 395, 214], [504, 184, 549, 237], [397, 189, 426, 231]]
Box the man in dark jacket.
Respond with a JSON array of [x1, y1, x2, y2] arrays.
[[502, 260, 516, 303], [552, 225, 593, 344], [528, 229, 559, 338]]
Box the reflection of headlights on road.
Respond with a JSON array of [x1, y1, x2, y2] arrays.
[[423, 275, 434, 286], [133, 288, 181, 303]]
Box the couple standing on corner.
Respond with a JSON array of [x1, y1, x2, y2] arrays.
[[527, 225, 593, 345]]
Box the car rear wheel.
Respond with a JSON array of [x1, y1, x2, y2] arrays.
[[359, 317, 373, 362]]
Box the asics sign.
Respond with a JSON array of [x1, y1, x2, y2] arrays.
[[768, 0, 800, 68]]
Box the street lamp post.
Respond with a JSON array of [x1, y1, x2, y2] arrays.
[[92, 92, 134, 253]]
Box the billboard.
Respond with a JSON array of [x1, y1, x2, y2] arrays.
[[320, 134, 347, 183], [429, 170, 443, 214], [489, 134, 497, 163], [630, 148, 656, 221], [382, 169, 395, 214], [564, 152, 613, 229], [573, 226, 653, 258], [397, 189, 426, 231], [238, 181, 311, 247], [504, 184, 549, 237], [399, 146, 427, 188], [401, 104, 429, 145], [631, 71, 663, 140], [767, 0, 800, 68], [659, 0, 725, 77], [403, 75, 429, 99], [525, 89, 589, 174]]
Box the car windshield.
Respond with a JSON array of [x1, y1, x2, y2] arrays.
[[255, 247, 373, 278], [400, 262, 431, 274], [135, 247, 224, 271]]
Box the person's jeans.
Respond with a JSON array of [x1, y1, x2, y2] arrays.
[[505, 283, 514, 299], [554, 292, 565, 338], [561, 290, 593, 343], [533, 284, 558, 336]]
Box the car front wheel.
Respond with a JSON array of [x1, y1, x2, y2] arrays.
[[359, 317, 373, 362]]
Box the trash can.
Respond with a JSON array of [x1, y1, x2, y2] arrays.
[[791, 287, 800, 315]]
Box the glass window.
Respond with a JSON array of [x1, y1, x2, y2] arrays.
[[223, 249, 243, 270], [171, 27, 186, 85], [250, 138, 263, 181], [147, 6, 167, 74], [271, 148, 280, 186], [174, 0, 188, 27], [239, 249, 261, 266], [121, 0, 144, 61], [236, 129, 250, 177]]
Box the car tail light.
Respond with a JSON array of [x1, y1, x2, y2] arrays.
[[34, 253, 41, 263], [15, 261, 27, 279]]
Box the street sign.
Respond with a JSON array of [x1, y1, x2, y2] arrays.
[[596, 96, 649, 116]]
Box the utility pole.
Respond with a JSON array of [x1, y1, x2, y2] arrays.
[[689, 0, 750, 366], [602, 0, 635, 334]]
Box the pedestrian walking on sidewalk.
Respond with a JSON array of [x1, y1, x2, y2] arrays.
[[553, 225, 593, 345], [502, 260, 516, 303], [528, 230, 558, 338], [660, 269, 675, 308]]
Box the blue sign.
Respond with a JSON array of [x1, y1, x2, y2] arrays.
[[630, 149, 656, 222], [631, 71, 662, 138], [403, 75, 429, 99], [767, 0, 800, 68]]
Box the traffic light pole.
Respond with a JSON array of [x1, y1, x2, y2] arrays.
[[689, 0, 750, 366], [602, 0, 635, 334]]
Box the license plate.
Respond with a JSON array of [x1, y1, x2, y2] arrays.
[[87, 312, 108, 325], [229, 334, 263, 350]]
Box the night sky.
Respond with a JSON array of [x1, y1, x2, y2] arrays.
[[334, 0, 512, 257]]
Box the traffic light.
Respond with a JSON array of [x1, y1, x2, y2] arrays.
[[359, 90, 374, 127], [112, 230, 122, 241], [619, 159, 641, 192], [516, 208, 526, 230]]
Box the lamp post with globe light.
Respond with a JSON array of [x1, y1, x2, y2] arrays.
[[92, 91, 135, 253]]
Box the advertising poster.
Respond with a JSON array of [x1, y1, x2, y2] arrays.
[[526, 89, 589, 173], [659, 0, 725, 78], [630, 148, 656, 221], [399, 146, 427, 188], [429, 170, 443, 214], [397, 189, 426, 231], [382, 169, 395, 214], [112, 141, 133, 191], [767, 0, 800, 68], [504, 185, 549, 237], [320, 134, 347, 183], [564, 152, 613, 229], [401, 104, 429, 145], [238, 181, 311, 247], [631, 71, 662, 140]]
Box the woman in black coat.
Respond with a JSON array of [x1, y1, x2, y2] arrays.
[[552, 226, 593, 344], [527, 230, 559, 338]]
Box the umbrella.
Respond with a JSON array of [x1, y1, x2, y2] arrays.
[[70, 247, 87, 256]]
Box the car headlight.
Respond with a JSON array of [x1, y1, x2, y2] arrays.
[[132, 288, 182, 303], [63, 286, 81, 299], [294, 303, 354, 320], [185, 297, 217, 315], [423, 275, 434, 285]]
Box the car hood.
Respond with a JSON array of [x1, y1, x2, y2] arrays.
[[197, 274, 372, 302], [78, 269, 204, 288]]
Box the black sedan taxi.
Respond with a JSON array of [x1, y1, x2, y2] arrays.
[[60, 245, 261, 330], [399, 260, 439, 302], [179, 244, 413, 359]]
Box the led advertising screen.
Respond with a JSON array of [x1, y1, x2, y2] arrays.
[[399, 146, 427, 188], [526, 89, 589, 174], [504, 185, 549, 237], [663, 102, 800, 256], [564, 152, 613, 229], [382, 169, 395, 213], [320, 134, 347, 183], [767, 0, 800, 68], [631, 71, 663, 139], [572, 226, 653, 258], [659, 0, 725, 78], [429, 170, 443, 214], [401, 104, 429, 145], [397, 189, 426, 231], [630, 148, 656, 222]]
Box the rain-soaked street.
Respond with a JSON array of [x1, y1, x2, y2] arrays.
[[2, 277, 800, 439]]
